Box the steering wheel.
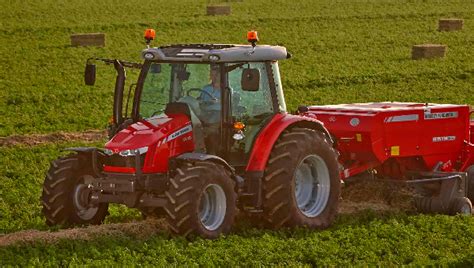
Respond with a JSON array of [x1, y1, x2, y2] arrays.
[[186, 88, 217, 101]]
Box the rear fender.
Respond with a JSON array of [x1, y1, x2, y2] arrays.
[[245, 113, 332, 172]]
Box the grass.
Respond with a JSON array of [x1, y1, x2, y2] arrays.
[[0, 0, 473, 136], [0, 213, 473, 266], [1, 0, 474, 265]]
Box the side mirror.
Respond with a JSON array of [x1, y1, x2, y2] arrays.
[[241, 68, 260, 91], [84, 63, 96, 86]]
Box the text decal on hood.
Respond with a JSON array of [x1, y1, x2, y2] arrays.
[[166, 124, 192, 142]]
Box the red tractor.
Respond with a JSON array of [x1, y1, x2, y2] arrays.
[[42, 30, 474, 238]]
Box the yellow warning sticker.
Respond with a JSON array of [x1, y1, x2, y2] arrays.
[[391, 146, 400, 156], [356, 134, 362, 142]]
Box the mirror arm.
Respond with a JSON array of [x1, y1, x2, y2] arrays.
[[113, 60, 126, 126]]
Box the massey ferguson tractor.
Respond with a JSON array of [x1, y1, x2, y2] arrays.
[[41, 29, 474, 238]]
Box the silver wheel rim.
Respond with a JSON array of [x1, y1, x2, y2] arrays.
[[198, 184, 227, 231], [73, 175, 99, 221], [294, 155, 331, 217]]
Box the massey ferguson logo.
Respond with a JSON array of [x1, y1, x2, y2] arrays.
[[167, 124, 192, 142]]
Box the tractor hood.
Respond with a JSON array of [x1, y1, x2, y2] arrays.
[[104, 114, 190, 152]]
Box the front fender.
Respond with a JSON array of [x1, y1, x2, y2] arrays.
[[64, 147, 103, 176], [175, 152, 235, 173], [245, 113, 331, 172]]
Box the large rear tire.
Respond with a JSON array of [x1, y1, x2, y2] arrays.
[[41, 155, 108, 226], [262, 128, 340, 229], [165, 161, 236, 238]]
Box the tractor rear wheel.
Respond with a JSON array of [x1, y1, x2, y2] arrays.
[[165, 161, 236, 238], [467, 165, 474, 202], [41, 155, 108, 226], [262, 128, 340, 229]]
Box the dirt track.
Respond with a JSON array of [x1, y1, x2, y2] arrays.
[[0, 130, 107, 147], [0, 219, 168, 247]]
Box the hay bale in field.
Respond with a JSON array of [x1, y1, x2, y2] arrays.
[[70, 33, 105, 47], [411, 44, 447, 60], [206, 5, 231, 15], [438, 18, 464, 32]]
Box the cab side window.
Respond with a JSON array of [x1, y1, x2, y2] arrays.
[[228, 62, 274, 120]]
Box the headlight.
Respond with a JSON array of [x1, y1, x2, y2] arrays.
[[118, 146, 148, 157], [103, 149, 113, 156]]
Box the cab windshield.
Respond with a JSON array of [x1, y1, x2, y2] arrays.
[[139, 63, 217, 119]]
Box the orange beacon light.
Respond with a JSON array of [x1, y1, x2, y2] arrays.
[[247, 30, 259, 47], [144, 29, 156, 45]]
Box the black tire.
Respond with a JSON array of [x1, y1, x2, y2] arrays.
[[41, 154, 108, 226], [262, 127, 341, 229], [449, 197, 473, 215], [140, 207, 166, 219], [467, 165, 474, 202], [414, 197, 433, 213], [164, 161, 236, 238]]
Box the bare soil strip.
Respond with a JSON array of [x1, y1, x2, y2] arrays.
[[0, 130, 107, 147], [339, 177, 416, 214], [0, 219, 168, 247]]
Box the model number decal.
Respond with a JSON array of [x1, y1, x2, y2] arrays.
[[424, 111, 458, 120], [432, 136, 456, 142], [167, 124, 192, 142]]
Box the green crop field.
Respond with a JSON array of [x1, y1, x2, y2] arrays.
[[1, 0, 473, 266]]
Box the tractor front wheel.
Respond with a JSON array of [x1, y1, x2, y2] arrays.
[[165, 161, 236, 238], [262, 128, 341, 229], [41, 155, 108, 226]]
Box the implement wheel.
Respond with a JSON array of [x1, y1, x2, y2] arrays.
[[450, 197, 473, 215], [262, 128, 340, 229], [467, 165, 474, 202], [41, 155, 108, 226], [165, 161, 236, 238]]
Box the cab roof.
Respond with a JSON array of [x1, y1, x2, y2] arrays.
[[141, 44, 290, 63]]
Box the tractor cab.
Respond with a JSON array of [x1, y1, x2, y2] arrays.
[[86, 31, 290, 173]]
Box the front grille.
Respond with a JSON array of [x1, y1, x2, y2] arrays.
[[103, 154, 145, 168]]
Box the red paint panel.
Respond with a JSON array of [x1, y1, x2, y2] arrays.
[[103, 165, 136, 173], [308, 102, 472, 176]]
